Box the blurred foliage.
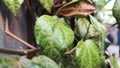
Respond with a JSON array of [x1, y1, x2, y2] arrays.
[[92, 0, 111, 10], [112, 0, 120, 28], [3, 0, 24, 17], [0, 55, 59, 68], [0, 56, 41, 68], [37, 0, 53, 13], [1, 0, 118, 68]]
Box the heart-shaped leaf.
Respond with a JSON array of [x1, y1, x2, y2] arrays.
[[34, 15, 74, 61], [32, 55, 59, 68], [75, 18, 98, 38], [37, 0, 53, 13], [76, 40, 102, 68], [55, 0, 95, 17], [3, 0, 24, 16]]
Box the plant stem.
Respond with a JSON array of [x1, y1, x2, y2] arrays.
[[0, 47, 40, 56], [82, 21, 90, 40], [5, 31, 36, 49], [88, 32, 101, 39], [5, 17, 36, 49], [64, 47, 76, 55]]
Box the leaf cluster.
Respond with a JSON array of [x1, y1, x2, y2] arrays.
[[2, 0, 115, 68]]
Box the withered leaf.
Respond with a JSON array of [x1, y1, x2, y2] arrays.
[[55, 0, 96, 17]]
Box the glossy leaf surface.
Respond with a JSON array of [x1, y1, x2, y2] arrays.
[[75, 18, 97, 38], [76, 40, 102, 68], [34, 15, 74, 61]]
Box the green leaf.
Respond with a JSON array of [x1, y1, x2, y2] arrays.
[[32, 55, 59, 68], [76, 40, 102, 68], [0, 56, 59, 68], [3, 0, 24, 16], [59, 55, 77, 68], [38, 0, 53, 13], [112, 0, 120, 26], [0, 56, 41, 68], [34, 15, 74, 61], [75, 18, 98, 38], [89, 15, 107, 53], [110, 55, 119, 68], [55, 0, 95, 17], [76, 18, 89, 38], [93, 0, 111, 10]]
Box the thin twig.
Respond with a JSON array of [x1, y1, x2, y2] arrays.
[[89, 32, 101, 39], [0, 48, 26, 55], [5, 31, 36, 49], [5, 17, 36, 49], [25, 48, 40, 53], [64, 47, 76, 55], [82, 21, 91, 40], [0, 47, 40, 56], [92, 32, 101, 37]]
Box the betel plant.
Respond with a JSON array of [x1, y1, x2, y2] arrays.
[[34, 0, 107, 68], [0, 0, 118, 68]]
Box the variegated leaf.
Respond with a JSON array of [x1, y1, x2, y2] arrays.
[[4, 0, 24, 16], [55, 0, 95, 17]]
